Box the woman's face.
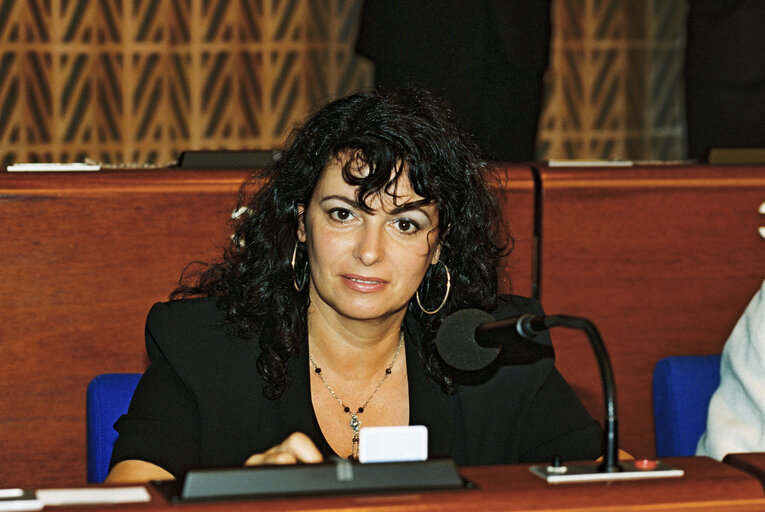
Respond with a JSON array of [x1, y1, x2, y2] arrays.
[[298, 158, 440, 324]]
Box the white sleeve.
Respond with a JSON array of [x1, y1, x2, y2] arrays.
[[696, 280, 765, 460]]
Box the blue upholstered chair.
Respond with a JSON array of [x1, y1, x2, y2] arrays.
[[86, 373, 142, 483], [652, 355, 722, 457]]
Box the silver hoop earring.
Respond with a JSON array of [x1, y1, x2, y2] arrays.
[[416, 260, 451, 315], [291, 241, 309, 292]]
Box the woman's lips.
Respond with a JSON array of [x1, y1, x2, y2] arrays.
[[341, 274, 387, 293]]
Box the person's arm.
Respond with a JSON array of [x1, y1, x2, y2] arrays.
[[106, 433, 323, 483], [107, 302, 205, 479], [697, 281, 765, 459], [105, 460, 175, 483], [107, 353, 201, 479], [107, 301, 324, 483]]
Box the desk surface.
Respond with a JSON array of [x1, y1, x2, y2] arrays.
[[41, 457, 765, 512]]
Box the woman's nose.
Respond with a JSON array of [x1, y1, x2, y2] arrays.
[[354, 225, 384, 266]]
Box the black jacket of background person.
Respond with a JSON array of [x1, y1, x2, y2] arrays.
[[686, 0, 765, 86], [111, 295, 602, 478], [355, 1, 552, 162], [684, 0, 765, 158], [355, 1, 550, 74]]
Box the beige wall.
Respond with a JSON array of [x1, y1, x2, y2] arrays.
[[540, 0, 687, 160]]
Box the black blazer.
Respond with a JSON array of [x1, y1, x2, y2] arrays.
[[111, 296, 601, 477], [686, 0, 765, 85], [356, 0, 551, 73]]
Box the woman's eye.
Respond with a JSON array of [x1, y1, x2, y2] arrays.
[[395, 219, 419, 233], [329, 208, 353, 221]]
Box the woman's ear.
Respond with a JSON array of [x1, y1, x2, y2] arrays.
[[431, 242, 442, 265], [430, 223, 446, 264], [297, 204, 307, 243]]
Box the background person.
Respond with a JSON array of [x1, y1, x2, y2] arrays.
[[356, 1, 551, 162], [685, 0, 765, 159], [697, 279, 765, 459]]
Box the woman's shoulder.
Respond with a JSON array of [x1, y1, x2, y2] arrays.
[[144, 296, 259, 364], [491, 294, 545, 317], [140, 297, 265, 433], [147, 296, 224, 323], [146, 296, 237, 339], [489, 295, 547, 346]]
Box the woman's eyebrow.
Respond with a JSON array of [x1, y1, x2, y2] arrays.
[[319, 195, 359, 208], [389, 202, 435, 219], [319, 194, 434, 220]]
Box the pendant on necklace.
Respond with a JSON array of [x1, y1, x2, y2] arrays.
[[350, 413, 361, 433]]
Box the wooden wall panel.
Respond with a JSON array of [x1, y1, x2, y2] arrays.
[[0, 165, 536, 486], [539, 0, 687, 160], [4, 163, 764, 482], [4, 162, 763, 482], [536, 164, 765, 457], [494, 165, 536, 298], [0, 0, 372, 166], [0, 169, 249, 486]]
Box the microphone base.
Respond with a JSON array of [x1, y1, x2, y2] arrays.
[[529, 460, 684, 484], [152, 458, 468, 502]]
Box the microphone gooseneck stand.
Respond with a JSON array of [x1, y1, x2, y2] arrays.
[[475, 313, 618, 473], [451, 309, 685, 483], [536, 315, 618, 473]]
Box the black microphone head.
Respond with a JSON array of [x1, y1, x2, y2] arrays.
[[436, 309, 500, 371]]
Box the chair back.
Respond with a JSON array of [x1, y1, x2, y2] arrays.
[[652, 355, 721, 457], [86, 373, 142, 483]]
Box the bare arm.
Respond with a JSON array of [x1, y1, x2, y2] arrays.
[[105, 432, 322, 484], [105, 460, 175, 484]]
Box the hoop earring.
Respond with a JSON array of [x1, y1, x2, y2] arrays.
[[291, 241, 309, 292], [416, 260, 451, 315]]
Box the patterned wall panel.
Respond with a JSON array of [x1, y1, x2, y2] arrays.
[[0, 0, 686, 166], [0, 0, 372, 166], [538, 0, 687, 161]]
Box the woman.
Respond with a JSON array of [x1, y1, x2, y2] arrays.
[[107, 88, 602, 483]]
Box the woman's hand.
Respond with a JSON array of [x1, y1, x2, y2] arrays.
[[244, 432, 323, 466]]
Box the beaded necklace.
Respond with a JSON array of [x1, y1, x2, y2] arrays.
[[309, 331, 405, 461]]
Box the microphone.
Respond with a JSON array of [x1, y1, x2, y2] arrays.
[[434, 308, 683, 483], [435, 308, 551, 371]]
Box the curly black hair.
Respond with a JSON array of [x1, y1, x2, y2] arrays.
[[174, 88, 509, 398]]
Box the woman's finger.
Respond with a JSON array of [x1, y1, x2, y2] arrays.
[[280, 432, 323, 463], [244, 432, 323, 466]]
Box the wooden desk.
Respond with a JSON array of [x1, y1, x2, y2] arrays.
[[725, 453, 765, 492], [30, 457, 765, 512]]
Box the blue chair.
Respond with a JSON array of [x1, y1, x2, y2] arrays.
[[86, 373, 142, 483], [652, 355, 721, 457]]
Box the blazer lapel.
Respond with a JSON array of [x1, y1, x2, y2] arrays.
[[405, 322, 452, 459], [279, 345, 316, 438]]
